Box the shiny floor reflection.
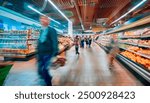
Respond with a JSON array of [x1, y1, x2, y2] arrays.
[[4, 43, 142, 86]]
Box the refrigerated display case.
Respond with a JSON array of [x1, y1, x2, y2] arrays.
[[96, 15, 150, 85]]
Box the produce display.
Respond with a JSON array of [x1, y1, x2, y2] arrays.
[[119, 27, 150, 71], [142, 28, 150, 36], [121, 46, 150, 57], [53, 36, 73, 67], [97, 27, 150, 72], [121, 51, 150, 70], [97, 35, 111, 47], [58, 36, 73, 51], [119, 39, 139, 44], [138, 40, 150, 46], [125, 29, 149, 36]]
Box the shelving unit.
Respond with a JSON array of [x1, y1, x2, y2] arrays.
[[0, 30, 39, 59], [119, 42, 150, 48], [105, 15, 150, 35], [117, 54, 150, 84], [119, 47, 150, 60], [96, 15, 150, 84], [58, 35, 73, 53], [119, 34, 150, 39]]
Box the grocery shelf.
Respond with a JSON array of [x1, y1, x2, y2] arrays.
[[95, 41, 150, 85], [0, 33, 11, 34], [119, 47, 150, 59], [119, 42, 138, 46], [0, 54, 27, 58], [0, 52, 36, 58], [119, 34, 150, 39], [94, 41, 109, 53], [0, 33, 27, 35], [117, 54, 150, 84], [0, 38, 27, 41], [119, 36, 140, 39], [140, 34, 150, 38], [119, 42, 150, 49], [105, 15, 150, 35], [138, 44, 150, 49]]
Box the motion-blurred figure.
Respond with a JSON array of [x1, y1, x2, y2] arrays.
[[80, 36, 85, 48], [85, 36, 89, 48], [88, 36, 92, 48], [108, 35, 120, 69], [74, 35, 80, 55], [37, 16, 59, 86]]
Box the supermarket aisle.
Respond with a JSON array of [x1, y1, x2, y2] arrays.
[[51, 43, 142, 86], [4, 43, 142, 86]]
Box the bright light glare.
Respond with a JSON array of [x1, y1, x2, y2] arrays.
[[111, 0, 147, 25], [47, 0, 71, 22], [28, 5, 44, 16], [81, 25, 85, 31], [28, 5, 61, 25]]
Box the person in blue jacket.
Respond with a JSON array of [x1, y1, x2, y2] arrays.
[[37, 16, 59, 86]]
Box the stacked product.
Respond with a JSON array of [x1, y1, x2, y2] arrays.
[[97, 35, 111, 47], [58, 36, 73, 51], [0, 30, 39, 58], [119, 28, 150, 70], [53, 36, 73, 66], [121, 47, 150, 70]]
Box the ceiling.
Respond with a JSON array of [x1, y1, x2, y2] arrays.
[[0, 0, 150, 32]]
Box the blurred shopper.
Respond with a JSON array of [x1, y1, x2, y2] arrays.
[[37, 16, 59, 86], [108, 35, 120, 69], [80, 36, 85, 48], [85, 36, 89, 48], [88, 36, 92, 48], [74, 35, 80, 55]]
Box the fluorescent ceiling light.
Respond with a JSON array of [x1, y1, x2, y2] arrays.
[[28, 5, 61, 25], [50, 26, 63, 33], [47, 0, 71, 22], [110, 0, 147, 25], [81, 24, 85, 31]]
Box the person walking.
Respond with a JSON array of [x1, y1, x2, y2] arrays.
[[37, 16, 59, 86], [88, 36, 92, 48], [74, 35, 80, 55], [80, 36, 85, 48], [108, 35, 120, 69], [85, 36, 89, 48]]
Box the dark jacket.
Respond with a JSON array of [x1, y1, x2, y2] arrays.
[[37, 27, 59, 56]]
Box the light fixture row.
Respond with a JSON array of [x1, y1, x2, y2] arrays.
[[110, 0, 147, 25], [28, 5, 61, 25]]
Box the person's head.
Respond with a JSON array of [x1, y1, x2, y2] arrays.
[[76, 35, 78, 38], [40, 15, 50, 27]]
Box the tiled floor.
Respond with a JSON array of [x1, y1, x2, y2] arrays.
[[4, 43, 142, 86]]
